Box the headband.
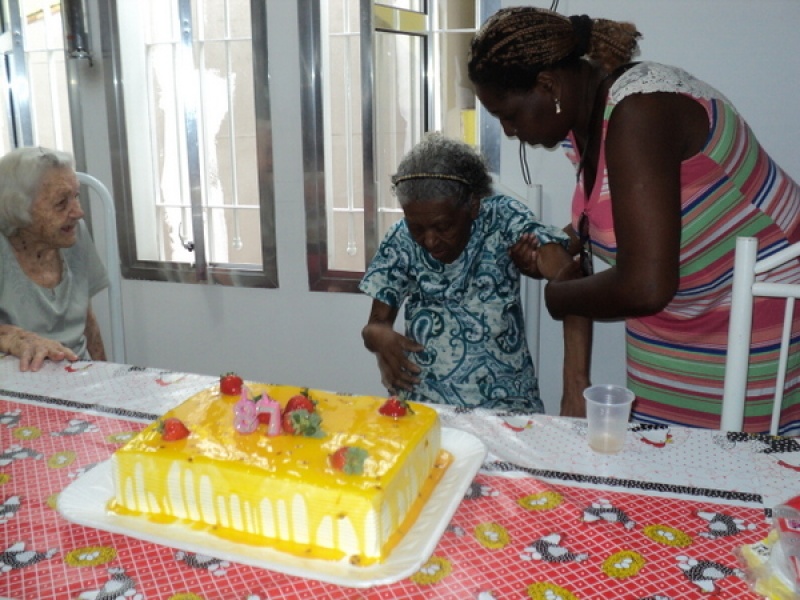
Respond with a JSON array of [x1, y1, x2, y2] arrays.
[[393, 173, 471, 186]]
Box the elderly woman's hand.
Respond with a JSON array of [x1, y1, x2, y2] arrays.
[[362, 322, 424, 394], [0, 325, 78, 372]]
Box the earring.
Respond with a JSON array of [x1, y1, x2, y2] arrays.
[[554, 98, 562, 114]]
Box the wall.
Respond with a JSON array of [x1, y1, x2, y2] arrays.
[[80, 0, 800, 415]]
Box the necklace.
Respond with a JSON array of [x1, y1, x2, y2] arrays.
[[575, 71, 613, 188], [575, 62, 637, 191], [575, 63, 636, 277]]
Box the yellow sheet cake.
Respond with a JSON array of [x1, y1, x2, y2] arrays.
[[110, 383, 450, 565]]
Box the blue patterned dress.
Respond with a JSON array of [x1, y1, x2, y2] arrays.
[[359, 195, 568, 412]]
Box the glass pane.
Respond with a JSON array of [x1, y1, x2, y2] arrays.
[[434, 0, 476, 29], [322, 0, 364, 271], [149, 41, 187, 263], [27, 51, 71, 148], [198, 37, 259, 266], [327, 0, 360, 35], [373, 30, 423, 237], [116, 0, 261, 268], [0, 63, 12, 152], [434, 31, 476, 143], [377, 0, 423, 12], [20, 0, 72, 150], [330, 209, 366, 272], [323, 24, 423, 274], [196, 0, 225, 39]]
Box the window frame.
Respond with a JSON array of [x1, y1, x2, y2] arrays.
[[300, 0, 432, 293], [98, 0, 278, 287]]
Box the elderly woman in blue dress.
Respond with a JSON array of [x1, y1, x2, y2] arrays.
[[0, 147, 108, 372], [360, 133, 579, 413]]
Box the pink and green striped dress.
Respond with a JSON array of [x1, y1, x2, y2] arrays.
[[567, 62, 800, 435]]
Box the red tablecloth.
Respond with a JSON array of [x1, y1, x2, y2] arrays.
[[2, 358, 797, 599]]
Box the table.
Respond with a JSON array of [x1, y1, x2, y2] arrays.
[[1, 354, 798, 599]]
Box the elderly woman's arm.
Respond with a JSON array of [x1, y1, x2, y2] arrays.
[[511, 237, 579, 280], [0, 307, 105, 371], [362, 299, 424, 394], [84, 307, 106, 361], [0, 324, 78, 372]]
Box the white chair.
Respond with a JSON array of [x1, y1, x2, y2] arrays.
[[77, 172, 125, 363], [491, 178, 543, 371], [721, 236, 800, 434]]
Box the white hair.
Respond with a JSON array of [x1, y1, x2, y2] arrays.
[[0, 146, 74, 236]]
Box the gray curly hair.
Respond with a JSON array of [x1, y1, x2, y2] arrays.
[[0, 146, 74, 236], [391, 133, 493, 208]]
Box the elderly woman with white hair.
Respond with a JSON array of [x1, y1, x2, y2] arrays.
[[360, 133, 583, 414], [0, 146, 108, 371]]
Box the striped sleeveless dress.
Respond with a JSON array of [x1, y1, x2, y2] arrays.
[[566, 62, 800, 435]]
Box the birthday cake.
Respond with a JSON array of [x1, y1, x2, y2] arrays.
[[110, 379, 449, 565]]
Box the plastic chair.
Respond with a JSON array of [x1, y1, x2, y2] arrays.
[[720, 236, 800, 434], [77, 172, 125, 363]]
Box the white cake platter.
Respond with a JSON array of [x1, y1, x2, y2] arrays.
[[58, 428, 487, 588]]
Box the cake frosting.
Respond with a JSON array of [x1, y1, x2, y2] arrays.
[[110, 383, 449, 565]]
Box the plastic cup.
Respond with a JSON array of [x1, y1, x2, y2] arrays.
[[584, 384, 635, 454]]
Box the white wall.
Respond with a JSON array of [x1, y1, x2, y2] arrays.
[[80, 1, 800, 414]]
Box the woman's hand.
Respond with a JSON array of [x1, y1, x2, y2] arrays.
[[509, 232, 542, 278], [362, 322, 424, 393], [0, 325, 78, 372], [510, 237, 579, 281], [537, 242, 580, 281]]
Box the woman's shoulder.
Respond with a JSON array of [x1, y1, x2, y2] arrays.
[[610, 61, 730, 106], [481, 194, 530, 215], [371, 217, 416, 263], [478, 194, 533, 230], [381, 217, 411, 244]]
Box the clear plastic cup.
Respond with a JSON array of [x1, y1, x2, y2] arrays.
[[583, 384, 635, 454]]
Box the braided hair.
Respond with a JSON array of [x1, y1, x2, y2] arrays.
[[468, 7, 640, 92]]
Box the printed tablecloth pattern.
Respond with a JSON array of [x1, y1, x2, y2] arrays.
[[2, 358, 798, 599]]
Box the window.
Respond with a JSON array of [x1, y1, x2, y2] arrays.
[[0, 0, 74, 154], [301, 0, 486, 292], [100, 0, 277, 287]]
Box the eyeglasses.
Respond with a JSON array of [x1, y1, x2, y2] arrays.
[[578, 211, 594, 276]]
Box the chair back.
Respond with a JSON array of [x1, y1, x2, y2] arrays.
[[721, 236, 800, 433], [77, 172, 125, 363], [491, 178, 543, 370]]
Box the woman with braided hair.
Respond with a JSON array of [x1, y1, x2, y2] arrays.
[[468, 7, 800, 434], [359, 133, 573, 412]]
